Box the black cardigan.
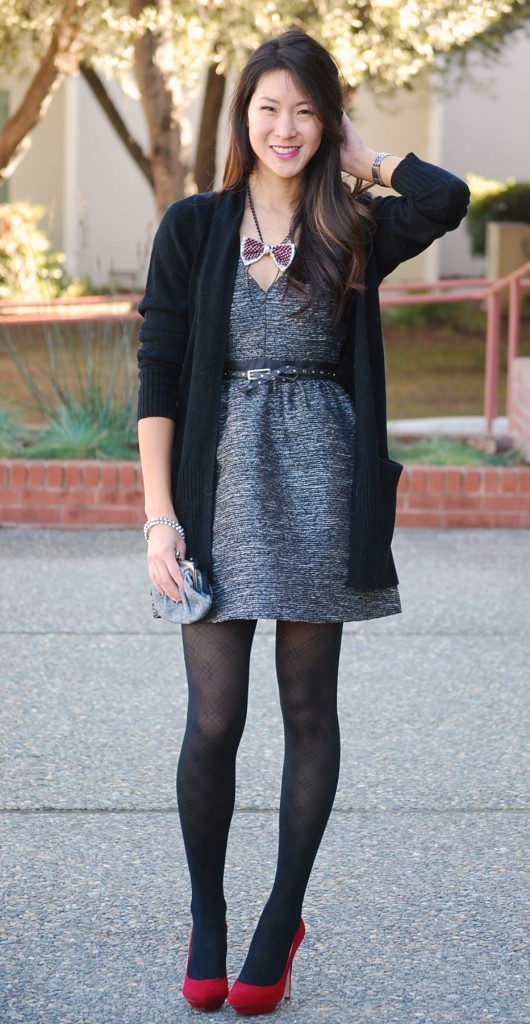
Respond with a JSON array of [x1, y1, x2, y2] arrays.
[[138, 153, 469, 589]]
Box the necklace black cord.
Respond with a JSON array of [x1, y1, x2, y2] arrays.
[[246, 179, 264, 243], [246, 178, 294, 249]]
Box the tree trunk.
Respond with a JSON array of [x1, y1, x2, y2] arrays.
[[0, 0, 83, 179], [80, 64, 154, 190], [130, 0, 189, 215], [195, 63, 226, 193]]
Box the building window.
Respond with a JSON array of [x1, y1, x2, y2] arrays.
[[0, 91, 9, 202]]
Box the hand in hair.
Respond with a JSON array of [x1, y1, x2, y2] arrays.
[[340, 112, 402, 186]]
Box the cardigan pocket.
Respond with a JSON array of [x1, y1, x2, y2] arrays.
[[347, 456, 403, 589], [376, 457, 403, 548]]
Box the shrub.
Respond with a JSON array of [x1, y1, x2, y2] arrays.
[[0, 201, 67, 299], [382, 300, 485, 333], [466, 174, 530, 256]]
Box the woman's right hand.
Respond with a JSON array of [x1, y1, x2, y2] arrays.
[[147, 525, 187, 602]]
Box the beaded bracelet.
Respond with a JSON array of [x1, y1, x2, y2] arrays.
[[144, 516, 186, 542]]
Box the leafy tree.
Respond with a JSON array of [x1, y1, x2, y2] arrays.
[[1, 0, 529, 214]]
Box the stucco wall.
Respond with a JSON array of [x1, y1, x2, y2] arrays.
[[353, 74, 440, 282], [436, 30, 530, 279], [60, 76, 157, 289]]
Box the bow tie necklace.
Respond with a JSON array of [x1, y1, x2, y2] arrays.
[[240, 179, 296, 272]]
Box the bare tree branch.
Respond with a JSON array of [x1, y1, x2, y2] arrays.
[[0, 0, 82, 179], [80, 63, 154, 190]]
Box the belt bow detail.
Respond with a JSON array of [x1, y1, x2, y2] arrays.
[[242, 365, 299, 393]]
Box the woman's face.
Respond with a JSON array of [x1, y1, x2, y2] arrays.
[[246, 69, 323, 183]]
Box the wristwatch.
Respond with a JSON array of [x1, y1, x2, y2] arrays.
[[371, 152, 392, 187]]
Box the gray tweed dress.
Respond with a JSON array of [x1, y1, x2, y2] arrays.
[[205, 261, 401, 623]]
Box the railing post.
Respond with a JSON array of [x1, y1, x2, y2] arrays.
[[506, 277, 521, 419], [484, 290, 502, 433]]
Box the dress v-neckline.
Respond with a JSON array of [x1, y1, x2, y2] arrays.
[[243, 262, 283, 295]]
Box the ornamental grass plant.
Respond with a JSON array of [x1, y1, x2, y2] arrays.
[[0, 318, 139, 459], [0, 406, 27, 457]]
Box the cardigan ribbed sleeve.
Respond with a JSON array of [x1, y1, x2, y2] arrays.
[[372, 152, 470, 282], [137, 201, 193, 420]]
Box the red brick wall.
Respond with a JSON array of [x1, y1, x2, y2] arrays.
[[1, 459, 529, 528], [397, 464, 530, 527], [0, 459, 145, 526], [509, 357, 530, 462]]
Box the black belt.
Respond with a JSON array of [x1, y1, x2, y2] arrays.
[[223, 359, 340, 394]]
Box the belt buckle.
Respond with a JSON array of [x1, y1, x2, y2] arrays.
[[247, 367, 270, 381]]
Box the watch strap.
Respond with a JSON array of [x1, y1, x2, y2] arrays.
[[371, 151, 392, 187]]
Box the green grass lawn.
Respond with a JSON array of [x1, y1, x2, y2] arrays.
[[384, 307, 529, 463], [388, 436, 523, 465], [384, 311, 530, 420]]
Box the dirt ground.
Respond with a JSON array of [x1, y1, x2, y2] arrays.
[[0, 319, 138, 424]]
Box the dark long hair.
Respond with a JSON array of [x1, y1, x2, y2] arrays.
[[221, 30, 375, 321]]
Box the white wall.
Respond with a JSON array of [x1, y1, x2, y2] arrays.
[[436, 29, 530, 279], [61, 75, 157, 289]]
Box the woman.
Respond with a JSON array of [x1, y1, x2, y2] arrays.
[[137, 30, 469, 1015]]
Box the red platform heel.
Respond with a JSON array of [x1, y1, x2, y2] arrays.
[[182, 932, 229, 1011], [227, 919, 305, 1016]]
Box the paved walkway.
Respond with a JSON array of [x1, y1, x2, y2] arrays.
[[387, 415, 509, 437], [1, 527, 528, 1024]]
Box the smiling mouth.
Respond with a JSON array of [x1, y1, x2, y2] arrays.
[[271, 145, 301, 155]]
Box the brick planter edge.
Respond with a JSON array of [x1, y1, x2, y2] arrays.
[[1, 459, 530, 529]]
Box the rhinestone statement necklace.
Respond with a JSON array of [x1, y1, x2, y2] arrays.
[[240, 179, 296, 272]]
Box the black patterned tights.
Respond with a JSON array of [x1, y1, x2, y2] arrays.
[[177, 618, 343, 985]]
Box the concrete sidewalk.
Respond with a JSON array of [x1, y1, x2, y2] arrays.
[[1, 527, 528, 1024]]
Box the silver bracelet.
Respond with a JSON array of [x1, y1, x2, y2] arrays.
[[144, 516, 186, 542], [371, 151, 392, 187]]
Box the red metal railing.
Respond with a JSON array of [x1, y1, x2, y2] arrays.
[[380, 261, 530, 432], [483, 263, 530, 428], [0, 293, 141, 323]]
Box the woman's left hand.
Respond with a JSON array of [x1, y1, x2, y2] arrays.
[[340, 112, 375, 180], [340, 111, 402, 186]]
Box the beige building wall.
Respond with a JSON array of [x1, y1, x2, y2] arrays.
[[436, 30, 530, 280], [60, 75, 157, 289], [353, 75, 437, 282]]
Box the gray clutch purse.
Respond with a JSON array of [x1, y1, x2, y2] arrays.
[[151, 558, 213, 624]]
